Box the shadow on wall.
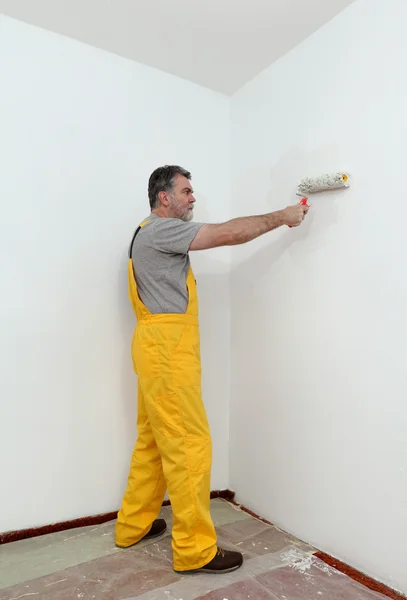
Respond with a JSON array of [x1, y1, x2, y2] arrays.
[[116, 249, 138, 459]]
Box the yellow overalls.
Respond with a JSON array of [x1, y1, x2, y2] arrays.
[[115, 220, 218, 572]]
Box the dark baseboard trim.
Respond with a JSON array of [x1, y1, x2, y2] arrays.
[[230, 500, 405, 600], [0, 489, 235, 546], [0, 511, 119, 545], [314, 552, 405, 600]]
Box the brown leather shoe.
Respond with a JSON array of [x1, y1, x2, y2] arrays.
[[144, 519, 167, 540], [174, 547, 243, 574], [198, 547, 243, 574], [116, 519, 167, 548]]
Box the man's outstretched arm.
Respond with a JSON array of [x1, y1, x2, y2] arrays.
[[189, 203, 308, 251]]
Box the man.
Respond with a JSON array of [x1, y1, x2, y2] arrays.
[[115, 165, 308, 574]]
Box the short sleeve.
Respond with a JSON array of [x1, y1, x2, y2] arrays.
[[150, 218, 204, 254]]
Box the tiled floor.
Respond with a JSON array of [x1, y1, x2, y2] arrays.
[[0, 500, 391, 600]]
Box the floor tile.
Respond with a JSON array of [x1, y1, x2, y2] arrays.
[[194, 577, 277, 599], [218, 522, 295, 556], [0, 542, 179, 600], [257, 554, 391, 600], [0, 520, 119, 589], [217, 517, 273, 542], [209, 500, 252, 528], [216, 518, 314, 562]]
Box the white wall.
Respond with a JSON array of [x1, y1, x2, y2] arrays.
[[0, 15, 231, 532], [230, 0, 407, 594]]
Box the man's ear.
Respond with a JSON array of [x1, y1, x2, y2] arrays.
[[158, 190, 169, 207]]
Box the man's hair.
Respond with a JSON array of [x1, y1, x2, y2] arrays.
[[148, 165, 191, 210]]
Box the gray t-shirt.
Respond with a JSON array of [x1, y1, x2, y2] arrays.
[[130, 213, 204, 314]]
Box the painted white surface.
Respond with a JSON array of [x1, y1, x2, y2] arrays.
[[0, 15, 230, 532], [230, 0, 407, 594], [0, 0, 355, 94]]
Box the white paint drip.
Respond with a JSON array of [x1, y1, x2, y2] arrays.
[[44, 579, 68, 587], [280, 549, 314, 573], [314, 561, 338, 577], [8, 594, 39, 600], [163, 591, 182, 600]]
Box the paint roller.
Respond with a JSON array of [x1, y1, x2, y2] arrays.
[[288, 171, 350, 226], [296, 171, 351, 207]]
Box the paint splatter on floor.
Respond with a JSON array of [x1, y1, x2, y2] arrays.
[[0, 500, 394, 600]]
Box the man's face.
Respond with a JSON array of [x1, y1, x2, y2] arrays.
[[167, 175, 196, 222]]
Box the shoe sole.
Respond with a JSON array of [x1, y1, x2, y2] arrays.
[[174, 562, 243, 575], [115, 525, 167, 549]]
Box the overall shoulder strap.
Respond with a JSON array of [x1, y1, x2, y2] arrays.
[[128, 219, 151, 258]]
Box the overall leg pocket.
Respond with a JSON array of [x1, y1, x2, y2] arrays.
[[154, 393, 186, 437], [185, 436, 212, 474]]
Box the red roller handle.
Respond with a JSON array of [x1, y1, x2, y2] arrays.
[[289, 197, 310, 227]]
